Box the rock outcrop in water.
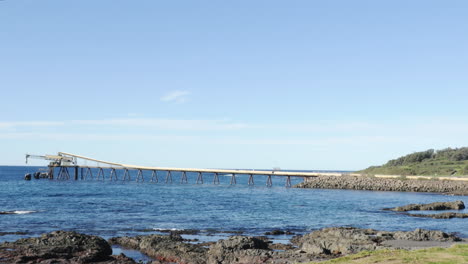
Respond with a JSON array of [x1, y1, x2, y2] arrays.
[[295, 175, 468, 195], [383, 201, 468, 219], [407, 212, 468, 219], [0, 231, 135, 263], [384, 200, 465, 211]]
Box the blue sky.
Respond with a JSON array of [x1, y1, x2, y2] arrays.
[[1, 1, 467, 170]]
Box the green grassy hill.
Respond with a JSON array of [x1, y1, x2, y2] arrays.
[[359, 147, 468, 176]]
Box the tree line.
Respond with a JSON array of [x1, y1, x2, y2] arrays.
[[385, 147, 468, 167]]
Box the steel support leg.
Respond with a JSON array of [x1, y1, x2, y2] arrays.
[[266, 175, 272, 187], [180, 171, 187, 184], [110, 168, 117, 181], [122, 169, 129, 181], [151, 170, 158, 182], [97, 168, 104, 180], [248, 174, 254, 186], [196, 172, 203, 184], [230, 174, 236, 185], [286, 176, 291, 188], [62, 167, 70, 180], [136, 169, 144, 182], [165, 171, 172, 183], [213, 173, 220, 184]]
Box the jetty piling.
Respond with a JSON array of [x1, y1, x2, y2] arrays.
[[151, 170, 158, 182], [213, 172, 220, 184], [266, 175, 273, 187], [165, 171, 172, 183], [180, 171, 188, 184], [97, 168, 104, 181], [230, 174, 237, 185], [248, 174, 254, 185], [136, 169, 144, 182], [196, 172, 203, 184], [286, 176, 292, 188]]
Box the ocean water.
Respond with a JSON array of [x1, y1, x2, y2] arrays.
[[1, 165, 468, 245]]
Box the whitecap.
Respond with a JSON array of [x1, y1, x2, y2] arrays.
[[152, 227, 182, 231], [13, 210, 37, 214], [0, 210, 37, 215]]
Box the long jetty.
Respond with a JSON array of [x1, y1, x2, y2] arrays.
[[26, 152, 468, 186], [26, 152, 346, 187]]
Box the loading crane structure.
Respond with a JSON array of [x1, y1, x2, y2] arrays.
[[25, 153, 79, 180], [25, 154, 76, 167]]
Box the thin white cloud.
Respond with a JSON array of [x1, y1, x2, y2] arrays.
[[0, 121, 64, 130], [72, 118, 248, 131], [0, 132, 196, 142], [2, 118, 468, 135], [160, 90, 190, 103]]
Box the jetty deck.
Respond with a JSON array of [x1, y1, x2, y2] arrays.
[[26, 152, 344, 187]]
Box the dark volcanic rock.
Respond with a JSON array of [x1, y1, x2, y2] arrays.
[[297, 227, 385, 255], [295, 227, 462, 256], [207, 236, 271, 264], [110, 234, 318, 264], [109, 234, 207, 264], [392, 228, 461, 242], [0, 231, 28, 236], [0, 230, 135, 263], [406, 212, 468, 219], [385, 200, 465, 211], [295, 175, 468, 195], [209, 236, 269, 251], [269, 243, 295, 251], [264, 229, 294, 236], [107, 227, 465, 263], [206, 236, 320, 264]]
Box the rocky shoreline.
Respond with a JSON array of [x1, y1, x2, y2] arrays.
[[1, 227, 465, 264], [295, 175, 468, 195]]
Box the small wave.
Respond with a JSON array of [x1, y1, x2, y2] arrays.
[[153, 227, 183, 231], [0, 210, 38, 215]]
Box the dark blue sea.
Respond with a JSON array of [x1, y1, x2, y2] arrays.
[[1, 165, 468, 247]]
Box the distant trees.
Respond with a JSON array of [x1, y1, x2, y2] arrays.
[[386, 149, 434, 167], [361, 147, 468, 176], [384, 147, 468, 167], [435, 147, 468, 161]]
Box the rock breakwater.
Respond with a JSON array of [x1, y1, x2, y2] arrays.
[[295, 175, 468, 195]]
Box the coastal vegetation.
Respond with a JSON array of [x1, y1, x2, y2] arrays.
[[359, 147, 468, 176], [314, 244, 468, 264]]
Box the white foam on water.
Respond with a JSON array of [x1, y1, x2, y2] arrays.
[[12, 210, 37, 214], [152, 227, 182, 231]]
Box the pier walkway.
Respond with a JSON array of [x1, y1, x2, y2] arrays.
[[26, 152, 344, 187]]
